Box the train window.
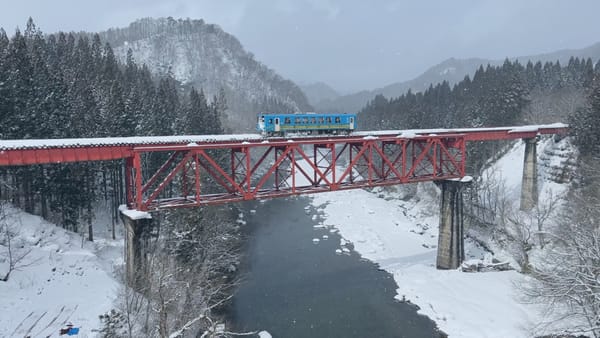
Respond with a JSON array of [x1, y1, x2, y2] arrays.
[[319, 117, 324, 123], [284, 117, 291, 124], [303, 117, 308, 123], [311, 117, 316, 124], [275, 118, 280, 125], [268, 118, 273, 123], [295, 117, 300, 124], [335, 117, 341, 123], [350, 117, 354, 123], [326, 117, 332, 123]]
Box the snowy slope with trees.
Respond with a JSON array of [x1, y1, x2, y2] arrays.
[[99, 18, 313, 132], [0, 204, 121, 337]]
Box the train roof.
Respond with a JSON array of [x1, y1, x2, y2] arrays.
[[258, 112, 356, 115]]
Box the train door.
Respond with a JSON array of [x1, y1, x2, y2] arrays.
[[349, 117, 355, 130], [258, 115, 265, 132], [274, 118, 280, 132]]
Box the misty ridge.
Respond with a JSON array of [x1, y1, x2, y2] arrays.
[[304, 43, 600, 114], [91, 16, 600, 134]]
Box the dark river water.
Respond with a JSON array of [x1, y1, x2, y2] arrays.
[[230, 196, 442, 338]]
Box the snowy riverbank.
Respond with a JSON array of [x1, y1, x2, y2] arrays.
[[310, 187, 541, 338], [305, 138, 572, 338]]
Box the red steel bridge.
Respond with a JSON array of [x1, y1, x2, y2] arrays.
[[0, 124, 568, 211]]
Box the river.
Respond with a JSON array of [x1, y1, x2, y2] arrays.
[[230, 196, 442, 338]]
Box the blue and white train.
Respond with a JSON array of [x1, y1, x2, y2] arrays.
[[256, 113, 356, 137]]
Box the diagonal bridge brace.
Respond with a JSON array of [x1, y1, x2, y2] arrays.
[[126, 134, 468, 211]]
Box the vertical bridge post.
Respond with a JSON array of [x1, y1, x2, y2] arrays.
[[120, 209, 153, 291], [520, 137, 538, 210], [435, 179, 470, 269]]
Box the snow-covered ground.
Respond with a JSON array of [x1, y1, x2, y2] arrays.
[[310, 187, 542, 337], [0, 205, 122, 337], [301, 136, 572, 338]]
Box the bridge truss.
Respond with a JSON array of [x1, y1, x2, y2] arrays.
[[127, 134, 466, 210]]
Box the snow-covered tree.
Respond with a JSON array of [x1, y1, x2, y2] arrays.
[[522, 191, 600, 337]]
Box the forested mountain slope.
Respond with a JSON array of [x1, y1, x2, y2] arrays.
[[0, 19, 226, 230], [358, 58, 596, 172], [315, 57, 490, 113], [98, 17, 312, 131]]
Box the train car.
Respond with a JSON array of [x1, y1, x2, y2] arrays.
[[256, 112, 356, 137]]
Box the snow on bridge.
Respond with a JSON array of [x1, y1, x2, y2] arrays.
[[0, 122, 567, 152], [0, 134, 262, 150]]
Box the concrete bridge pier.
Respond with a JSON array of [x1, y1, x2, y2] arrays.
[[520, 137, 538, 211], [435, 179, 470, 269], [120, 209, 153, 291]]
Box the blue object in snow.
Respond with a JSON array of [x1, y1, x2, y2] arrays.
[[67, 327, 80, 335]]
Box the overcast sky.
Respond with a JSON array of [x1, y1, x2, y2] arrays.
[[1, 0, 599, 93]]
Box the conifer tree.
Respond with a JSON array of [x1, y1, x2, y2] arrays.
[[0, 20, 203, 227], [3, 29, 32, 139], [570, 64, 600, 155], [0, 28, 11, 135], [180, 87, 210, 134]]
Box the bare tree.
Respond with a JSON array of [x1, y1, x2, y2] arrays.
[[163, 207, 243, 337], [99, 263, 154, 337], [520, 192, 600, 337], [466, 164, 565, 272], [152, 255, 181, 337], [504, 190, 563, 272], [0, 203, 34, 282], [532, 190, 562, 249], [466, 166, 511, 228], [106, 205, 244, 338], [122, 282, 146, 338]]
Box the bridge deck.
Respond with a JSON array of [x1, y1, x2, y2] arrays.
[[0, 123, 568, 151], [0, 123, 569, 211]]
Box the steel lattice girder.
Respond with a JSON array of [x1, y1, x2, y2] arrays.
[[127, 134, 466, 211]]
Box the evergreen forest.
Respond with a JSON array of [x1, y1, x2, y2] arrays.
[[358, 58, 600, 171], [0, 19, 226, 234], [0, 19, 242, 335]]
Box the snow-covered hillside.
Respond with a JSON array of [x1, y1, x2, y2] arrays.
[[0, 205, 122, 337], [99, 18, 312, 131]]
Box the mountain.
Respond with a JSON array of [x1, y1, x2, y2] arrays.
[[314, 58, 489, 113], [299, 82, 340, 107], [514, 41, 600, 66], [315, 42, 600, 114], [98, 17, 312, 132]]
